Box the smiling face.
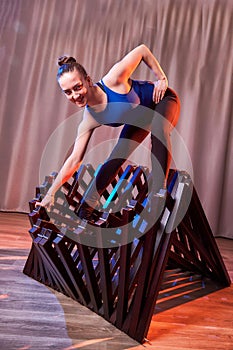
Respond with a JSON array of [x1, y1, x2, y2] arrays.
[[58, 69, 92, 107]]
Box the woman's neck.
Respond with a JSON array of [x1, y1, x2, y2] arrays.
[[87, 84, 107, 108]]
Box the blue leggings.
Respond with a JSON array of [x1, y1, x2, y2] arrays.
[[84, 87, 180, 203]]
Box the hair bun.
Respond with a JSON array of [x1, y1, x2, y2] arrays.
[[57, 55, 76, 66]]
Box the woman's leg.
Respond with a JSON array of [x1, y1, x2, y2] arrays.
[[77, 124, 149, 220], [151, 87, 180, 192], [95, 124, 149, 193]]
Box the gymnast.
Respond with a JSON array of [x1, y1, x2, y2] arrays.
[[36, 44, 180, 221]]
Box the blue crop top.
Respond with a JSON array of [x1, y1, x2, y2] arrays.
[[86, 79, 155, 127]]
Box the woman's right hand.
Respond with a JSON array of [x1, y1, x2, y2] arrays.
[[35, 193, 55, 211]]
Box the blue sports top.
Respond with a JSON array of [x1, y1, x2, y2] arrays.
[[86, 79, 155, 127]]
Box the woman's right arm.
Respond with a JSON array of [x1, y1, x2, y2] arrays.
[[36, 111, 100, 208]]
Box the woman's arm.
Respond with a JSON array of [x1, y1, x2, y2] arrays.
[[107, 44, 166, 82], [104, 44, 168, 103], [36, 111, 100, 208]]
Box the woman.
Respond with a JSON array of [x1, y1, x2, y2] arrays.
[[36, 44, 180, 221]]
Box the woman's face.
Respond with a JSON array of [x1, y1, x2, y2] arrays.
[[58, 69, 91, 107]]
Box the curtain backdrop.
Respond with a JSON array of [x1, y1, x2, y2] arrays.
[[0, 0, 232, 238]]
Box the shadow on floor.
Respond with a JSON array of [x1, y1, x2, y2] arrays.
[[154, 268, 225, 314]]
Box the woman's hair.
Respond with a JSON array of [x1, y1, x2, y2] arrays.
[[57, 56, 88, 80]]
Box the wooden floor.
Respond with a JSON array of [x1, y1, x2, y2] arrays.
[[0, 212, 232, 350]]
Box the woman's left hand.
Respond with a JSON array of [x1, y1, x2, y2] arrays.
[[153, 77, 168, 104]]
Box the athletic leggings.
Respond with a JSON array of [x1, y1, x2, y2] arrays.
[[83, 87, 180, 204]]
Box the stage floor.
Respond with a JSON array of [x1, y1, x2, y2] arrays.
[[0, 212, 232, 350]]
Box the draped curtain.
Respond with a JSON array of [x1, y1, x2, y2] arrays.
[[0, 0, 232, 238]]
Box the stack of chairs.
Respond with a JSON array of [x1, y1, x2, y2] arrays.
[[23, 164, 231, 343]]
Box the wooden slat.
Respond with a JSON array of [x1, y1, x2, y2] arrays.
[[115, 211, 132, 328], [53, 235, 90, 305], [75, 240, 102, 311]]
